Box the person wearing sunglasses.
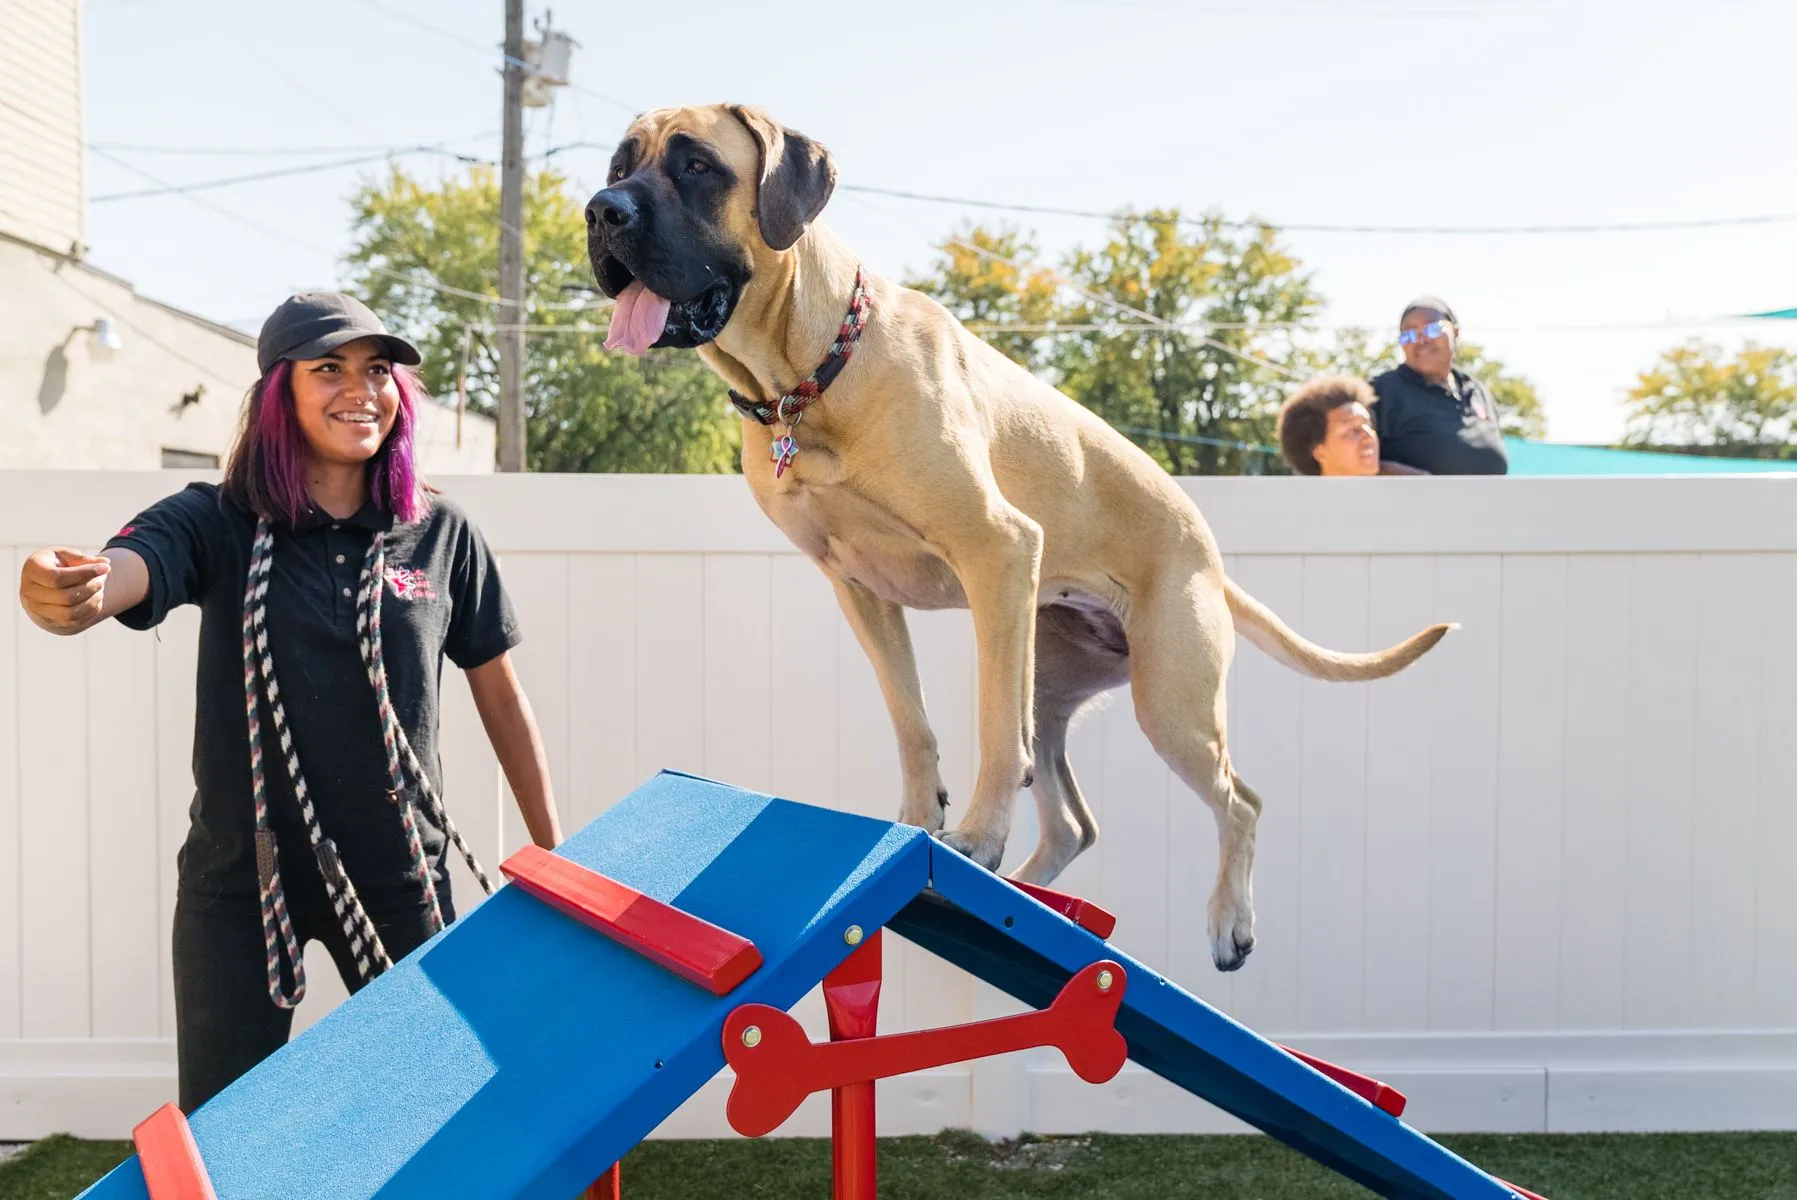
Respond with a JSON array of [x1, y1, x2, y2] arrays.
[[1367, 296, 1508, 475]]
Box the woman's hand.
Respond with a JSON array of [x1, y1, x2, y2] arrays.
[[19, 547, 150, 636], [20, 548, 112, 635]]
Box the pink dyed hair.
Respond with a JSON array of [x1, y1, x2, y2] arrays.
[[223, 359, 429, 526]]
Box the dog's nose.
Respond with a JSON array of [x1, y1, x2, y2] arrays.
[[587, 188, 637, 232]]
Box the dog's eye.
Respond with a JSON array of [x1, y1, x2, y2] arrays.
[[685, 159, 710, 176]]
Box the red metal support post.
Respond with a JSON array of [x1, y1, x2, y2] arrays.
[[582, 1163, 621, 1198], [823, 930, 883, 1200]]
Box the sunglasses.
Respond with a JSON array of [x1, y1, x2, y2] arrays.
[[1398, 320, 1453, 346]]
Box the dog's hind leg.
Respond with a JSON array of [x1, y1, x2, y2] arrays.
[[1011, 605, 1128, 886], [1010, 698, 1096, 887], [831, 576, 950, 832], [1128, 574, 1263, 972]]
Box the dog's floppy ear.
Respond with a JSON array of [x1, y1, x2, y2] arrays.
[[729, 105, 837, 252]]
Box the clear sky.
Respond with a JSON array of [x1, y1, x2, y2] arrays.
[[82, 0, 1797, 443]]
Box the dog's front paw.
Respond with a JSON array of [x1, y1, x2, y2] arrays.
[[1208, 900, 1256, 972], [900, 786, 949, 833], [936, 827, 1005, 873]]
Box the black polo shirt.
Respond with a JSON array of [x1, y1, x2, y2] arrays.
[[1369, 364, 1509, 476], [104, 483, 520, 912]]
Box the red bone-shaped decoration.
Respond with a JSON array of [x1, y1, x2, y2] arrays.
[[722, 961, 1129, 1138]]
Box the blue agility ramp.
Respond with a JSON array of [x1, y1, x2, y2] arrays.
[[82, 771, 1547, 1199]]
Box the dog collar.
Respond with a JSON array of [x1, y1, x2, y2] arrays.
[[728, 267, 871, 478]]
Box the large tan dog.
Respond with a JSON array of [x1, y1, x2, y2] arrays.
[[587, 104, 1450, 971]]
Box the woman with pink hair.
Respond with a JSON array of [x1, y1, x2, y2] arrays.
[[16, 292, 560, 1110]]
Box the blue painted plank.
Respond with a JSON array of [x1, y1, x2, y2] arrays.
[[892, 842, 1529, 1200], [81, 772, 929, 1200]]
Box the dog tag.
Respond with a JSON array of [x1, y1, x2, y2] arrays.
[[771, 434, 798, 478]]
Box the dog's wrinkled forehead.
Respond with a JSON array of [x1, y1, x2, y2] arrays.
[[613, 105, 761, 183]]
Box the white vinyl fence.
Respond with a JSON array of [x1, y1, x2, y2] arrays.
[[2, 470, 1796, 1140]]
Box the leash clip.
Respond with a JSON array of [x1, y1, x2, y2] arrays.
[[776, 394, 806, 426]]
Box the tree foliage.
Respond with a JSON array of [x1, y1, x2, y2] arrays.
[[907, 213, 1322, 474], [1624, 339, 1797, 455]]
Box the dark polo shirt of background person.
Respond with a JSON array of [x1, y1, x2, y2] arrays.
[[1368, 297, 1509, 476]]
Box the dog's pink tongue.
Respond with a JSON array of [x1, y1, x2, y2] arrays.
[[604, 280, 672, 356]]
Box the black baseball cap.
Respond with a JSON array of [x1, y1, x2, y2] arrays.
[[256, 291, 422, 375], [1400, 294, 1457, 326]]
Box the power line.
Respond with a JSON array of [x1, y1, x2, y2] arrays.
[[353, 0, 637, 115], [244, 41, 388, 143], [1111, 423, 1280, 457], [88, 133, 498, 157], [960, 315, 1781, 335], [86, 144, 593, 312], [91, 146, 490, 203], [86, 144, 511, 307], [840, 191, 1303, 379], [840, 182, 1797, 237], [535, 140, 611, 160], [44, 262, 248, 390]]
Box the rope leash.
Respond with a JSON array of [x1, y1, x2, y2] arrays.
[[244, 517, 493, 1009], [355, 534, 494, 905]]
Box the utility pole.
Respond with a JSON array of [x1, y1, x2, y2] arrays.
[[497, 0, 527, 472], [454, 324, 474, 451]]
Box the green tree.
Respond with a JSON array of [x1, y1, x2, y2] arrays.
[[903, 223, 1061, 373], [1327, 332, 1548, 440], [1624, 339, 1797, 456], [1053, 212, 1321, 475], [344, 165, 738, 473], [909, 214, 1321, 474]]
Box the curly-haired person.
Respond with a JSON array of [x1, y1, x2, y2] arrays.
[[1277, 375, 1424, 476]]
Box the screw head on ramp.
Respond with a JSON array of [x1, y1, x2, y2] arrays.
[[844, 925, 865, 946]]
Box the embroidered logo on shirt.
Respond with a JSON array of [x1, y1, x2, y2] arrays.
[[116, 525, 136, 538], [384, 567, 436, 601]]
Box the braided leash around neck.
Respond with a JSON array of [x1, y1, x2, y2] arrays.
[[243, 517, 493, 1009], [355, 534, 494, 918], [244, 520, 386, 1007]]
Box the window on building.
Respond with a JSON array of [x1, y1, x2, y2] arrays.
[[161, 448, 219, 468]]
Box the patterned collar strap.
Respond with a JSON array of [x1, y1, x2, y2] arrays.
[[728, 266, 871, 428]]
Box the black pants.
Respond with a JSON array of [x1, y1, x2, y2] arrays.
[[172, 883, 454, 1111]]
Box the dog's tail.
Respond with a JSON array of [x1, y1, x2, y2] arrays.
[[1224, 577, 1454, 682]]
